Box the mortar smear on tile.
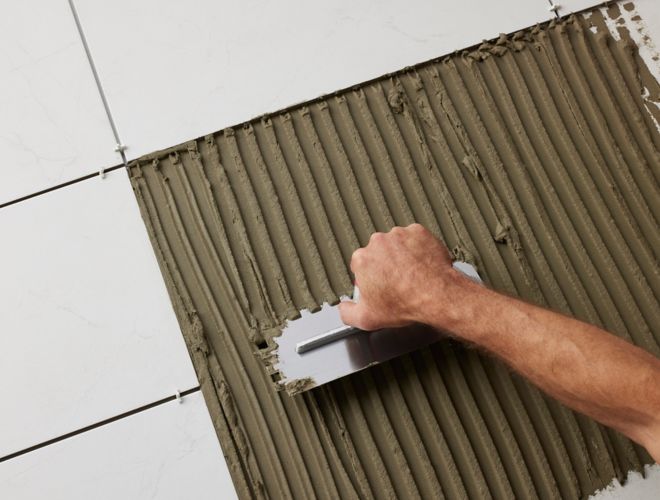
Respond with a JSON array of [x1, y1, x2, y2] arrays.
[[129, 8, 659, 500]]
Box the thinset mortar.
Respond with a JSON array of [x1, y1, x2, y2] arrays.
[[128, 8, 659, 500]]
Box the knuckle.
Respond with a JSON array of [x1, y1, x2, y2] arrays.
[[369, 232, 383, 243], [360, 314, 378, 332], [351, 248, 364, 264]]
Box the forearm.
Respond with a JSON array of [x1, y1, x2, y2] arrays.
[[423, 271, 660, 460], [340, 224, 660, 461]]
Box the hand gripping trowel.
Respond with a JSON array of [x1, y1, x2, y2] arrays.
[[273, 261, 482, 395]]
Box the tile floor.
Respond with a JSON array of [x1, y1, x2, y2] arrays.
[[0, 1, 656, 498]]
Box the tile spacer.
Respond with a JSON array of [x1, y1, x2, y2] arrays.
[[114, 143, 127, 153], [548, 2, 559, 13], [175, 389, 183, 404]]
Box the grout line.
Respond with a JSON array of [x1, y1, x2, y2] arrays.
[[0, 386, 201, 463], [67, 0, 128, 168], [0, 0, 133, 211], [0, 164, 125, 209]]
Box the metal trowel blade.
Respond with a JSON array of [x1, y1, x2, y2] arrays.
[[273, 261, 482, 395]]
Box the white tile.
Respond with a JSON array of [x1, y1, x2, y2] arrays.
[[590, 464, 660, 500], [0, 169, 198, 457], [634, 0, 660, 78], [635, 0, 660, 36], [0, 1, 120, 205], [73, 0, 553, 161], [555, 0, 604, 16], [0, 391, 237, 500]]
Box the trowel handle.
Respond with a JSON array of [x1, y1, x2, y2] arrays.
[[294, 261, 482, 354], [295, 325, 361, 354]]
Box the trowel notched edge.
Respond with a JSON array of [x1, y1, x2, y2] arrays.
[[273, 262, 482, 394]]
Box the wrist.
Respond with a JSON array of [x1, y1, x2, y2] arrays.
[[413, 268, 487, 336]]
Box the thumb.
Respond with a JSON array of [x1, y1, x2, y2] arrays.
[[338, 301, 362, 328]]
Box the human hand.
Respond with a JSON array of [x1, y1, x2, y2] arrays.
[[338, 224, 467, 331]]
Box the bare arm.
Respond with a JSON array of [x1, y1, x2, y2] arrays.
[[339, 224, 660, 462]]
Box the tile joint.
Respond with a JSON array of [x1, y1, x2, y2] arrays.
[[67, 0, 129, 173], [0, 386, 201, 464]]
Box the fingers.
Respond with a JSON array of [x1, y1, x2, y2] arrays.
[[350, 223, 451, 279], [350, 232, 385, 277], [350, 247, 364, 274], [407, 222, 425, 232], [338, 301, 376, 331], [369, 231, 384, 244], [404, 223, 452, 262], [338, 301, 360, 327]]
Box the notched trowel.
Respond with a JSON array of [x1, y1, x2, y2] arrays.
[[273, 261, 482, 395]]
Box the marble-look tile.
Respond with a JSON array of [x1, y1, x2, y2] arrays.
[[73, 0, 554, 161], [0, 1, 119, 205], [0, 169, 198, 457], [0, 391, 237, 500]]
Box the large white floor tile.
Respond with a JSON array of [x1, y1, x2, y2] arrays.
[[74, 0, 554, 161], [0, 1, 120, 205], [0, 391, 237, 500], [0, 169, 198, 457], [591, 464, 660, 500], [554, 0, 604, 16]]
